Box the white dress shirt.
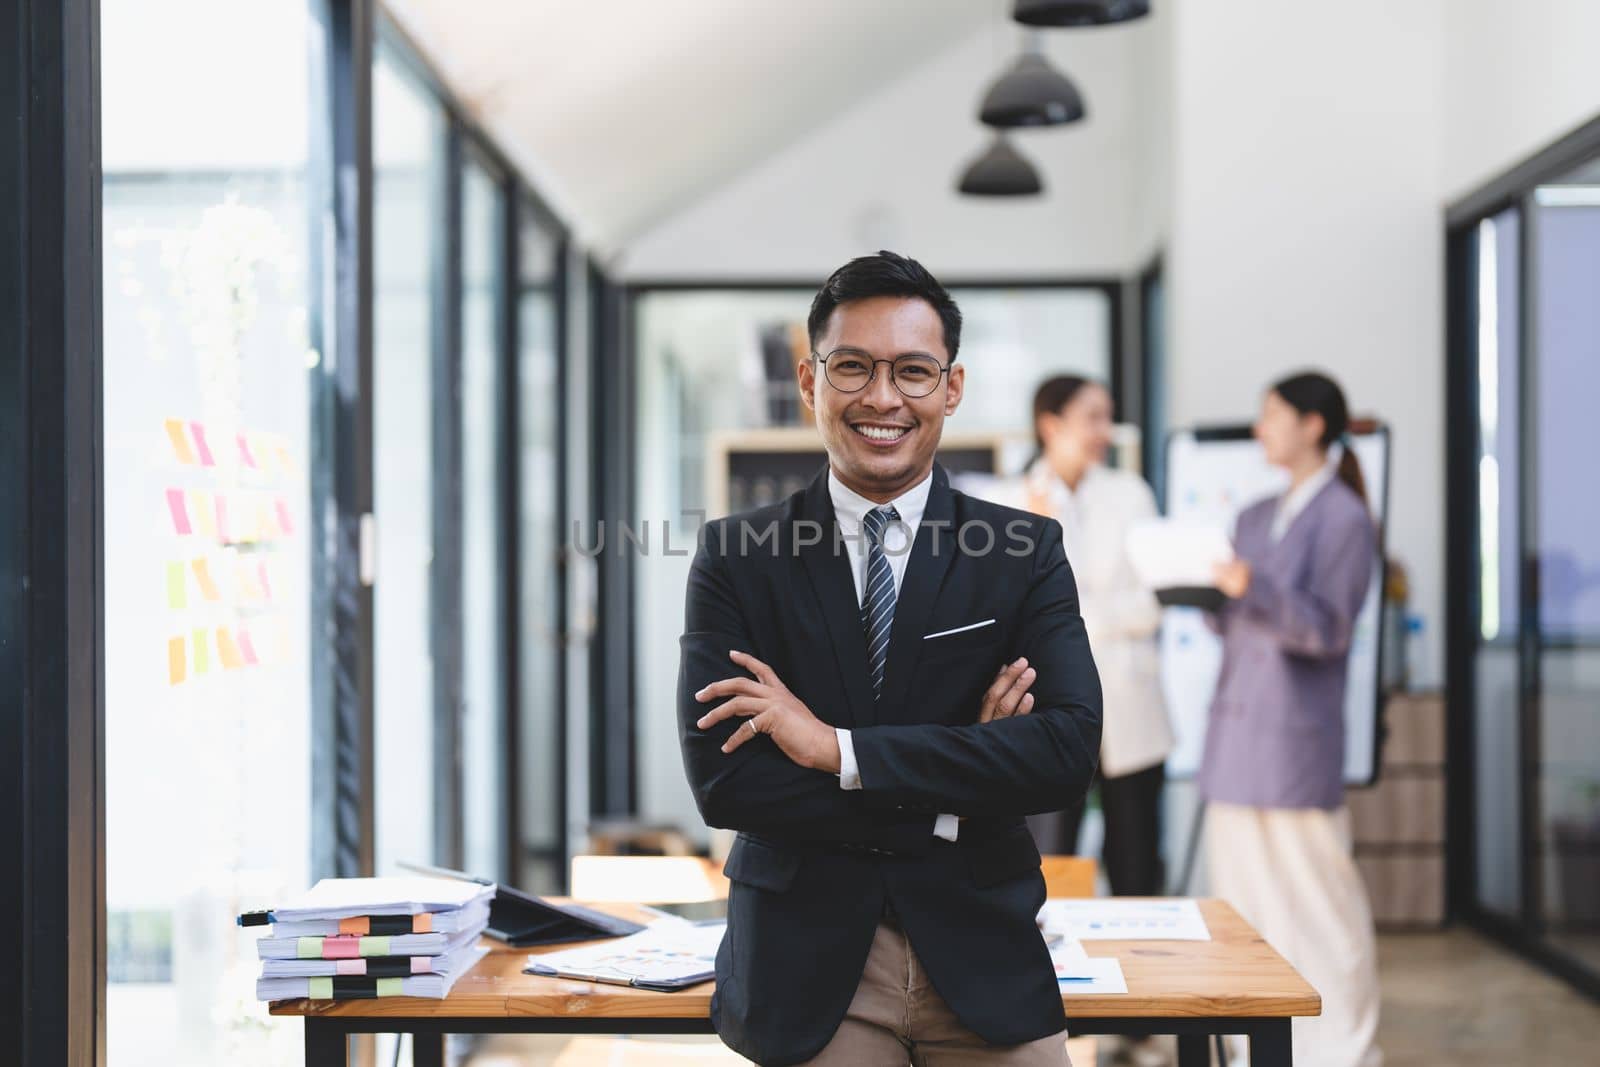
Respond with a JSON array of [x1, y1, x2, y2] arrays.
[[826, 468, 959, 843]]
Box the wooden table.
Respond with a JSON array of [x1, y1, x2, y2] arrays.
[[271, 898, 1320, 1066]]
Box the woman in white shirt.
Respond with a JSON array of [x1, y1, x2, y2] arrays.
[[1022, 375, 1173, 897]]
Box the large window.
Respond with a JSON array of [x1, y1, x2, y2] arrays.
[[102, 1, 314, 1062], [460, 152, 511, 880], [373, 45, 444, 876], [1450, 141, 1600, 995], [628, 284, 1116, 839]]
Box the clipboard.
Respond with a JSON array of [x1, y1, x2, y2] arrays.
[[399, 861, 646, 947]]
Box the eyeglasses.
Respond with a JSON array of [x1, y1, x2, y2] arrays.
[[811, 350, 951, 399]]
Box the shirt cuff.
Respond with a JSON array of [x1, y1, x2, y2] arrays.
[[933, 813, 960, 842], [836, 729, 861, 790]]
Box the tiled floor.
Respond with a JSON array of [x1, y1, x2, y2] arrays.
[[465, 928, 1600, 1067]]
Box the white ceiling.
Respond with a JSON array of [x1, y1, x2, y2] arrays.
[[384, 0, 1005, 250]]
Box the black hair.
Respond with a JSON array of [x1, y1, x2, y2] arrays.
[[1271, 370, 1367, 504], [806, 250, 963, 362], [1030, 374, 1096, 454]]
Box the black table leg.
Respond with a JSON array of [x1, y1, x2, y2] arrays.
[[1249, 1019, 1293, 1066], [304, 1019, 347, 1066], [1176, 1033, 1210, 1067], [412, 1032, 445, 1067]]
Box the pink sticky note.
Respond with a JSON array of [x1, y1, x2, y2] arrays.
[[411, 957, 433, 974], [335, 960, 365, 975], [275, 498, 294, 537], [165, 489, 192, 535], [322, 937, 359, 960], [236, 627, 259, 666], [236, 433, 257, 469], [188, 422, 215, 466], [215, 496, 231, 543], [257, 562, 274, 602]]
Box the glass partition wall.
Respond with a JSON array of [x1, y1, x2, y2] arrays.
[[1448, 135, 1600, 999]]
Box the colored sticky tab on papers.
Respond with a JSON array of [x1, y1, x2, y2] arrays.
[[335, 959, 365, 976], [236, 627, 259, 666], [188, 422, 215, 466], [189, 490, 216, 539], [375, 978, 403, 997], [164, 419, 196, 464], [323, 938, 360, 960], [191, 558, 221, 602], [338, 917, 369, 937], [297, 938, 323, 960], [191, 629, 211, 675], [414, 912, 433, 934], [216, 627, 245, 670], [359, 936, 392, 957], [308, 977, 332, 1000], [411, 957, 433, 974], [167, 636, 186, 685], [166, 561, 187, 610], [166, 489, 192, 536]]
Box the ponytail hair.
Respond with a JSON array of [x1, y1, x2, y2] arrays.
[[1271, 371, 1367, 505], [1029, 374, 1093, 466]]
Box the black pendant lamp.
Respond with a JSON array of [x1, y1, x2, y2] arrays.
[[1013, 0, 1151, 27], [979, 48, 1086, 128], [957, 134, 1043, 197]]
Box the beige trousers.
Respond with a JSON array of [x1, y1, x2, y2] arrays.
[[1206, 803, 1383, 1067], [792, 921, 1071, 1067]]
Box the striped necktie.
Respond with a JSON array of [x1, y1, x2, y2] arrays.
[[861, 504, 900, 700]]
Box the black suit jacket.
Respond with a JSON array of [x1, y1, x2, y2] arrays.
[[678, 463, 1102, 1066]]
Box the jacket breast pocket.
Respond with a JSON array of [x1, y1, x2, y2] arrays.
[[965, 825, 1043, 888], [724, 834, 802, 894], [921, 621, 1003, 657]]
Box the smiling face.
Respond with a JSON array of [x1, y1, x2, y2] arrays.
[[798, 295, 964, 503], [1254, 388, 1326, 469], [1039, 381, 1114, 475]]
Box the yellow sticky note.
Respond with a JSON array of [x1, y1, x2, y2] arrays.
[[164, 419, 196, 464], [191, 558, 221, 602], [189, 490, 216, 539], [216, 627, 244, 670], [167, 636, 186, 685], [165, 561, 186, 610], [191, 629, 211, 675]]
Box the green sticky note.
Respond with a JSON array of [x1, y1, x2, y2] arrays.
[[375, 978, 403, 997], [297, 937, 321, 959], [308, 977, 333, 1000], [191, 629, 210, 675], [166, 561, 186, 610], [359, 935, 391, 957]]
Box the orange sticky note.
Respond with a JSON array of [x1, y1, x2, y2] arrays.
[[216, 627, 244, 670], [191, 558, 221, 602], [164, 419, 196, 464], [168, 636, 186, 685]]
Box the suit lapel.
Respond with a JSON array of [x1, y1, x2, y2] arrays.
[[796, 468, 876, 728], [877, 465, 959, 723]]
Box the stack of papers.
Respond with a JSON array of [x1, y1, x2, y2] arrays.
[[524, 919, 725, 991], [1048, 937, 1129, 994], [240, 877, 495, 1001]]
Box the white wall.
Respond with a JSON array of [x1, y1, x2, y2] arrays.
[[1165, 0, 1448, 682], [620, 22, 1160, 280], [1442, 0, 1600, 200]]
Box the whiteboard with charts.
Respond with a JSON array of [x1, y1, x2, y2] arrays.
[[1159, 426, 1390, 787]]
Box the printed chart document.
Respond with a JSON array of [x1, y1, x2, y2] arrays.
[[1125, 519, 1234, 590], [524, 920, 725, 991], [1038, 899, 1211, 942], [1047, 936, 1129, 994]]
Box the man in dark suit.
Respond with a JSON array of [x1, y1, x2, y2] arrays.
[[679, 251, 1102, 1066]]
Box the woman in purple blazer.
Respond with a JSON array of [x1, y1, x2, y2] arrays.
[[1201, 372, 1382, 1067]]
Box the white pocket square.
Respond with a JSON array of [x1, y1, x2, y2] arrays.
[[923, 619, 996, 640]]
